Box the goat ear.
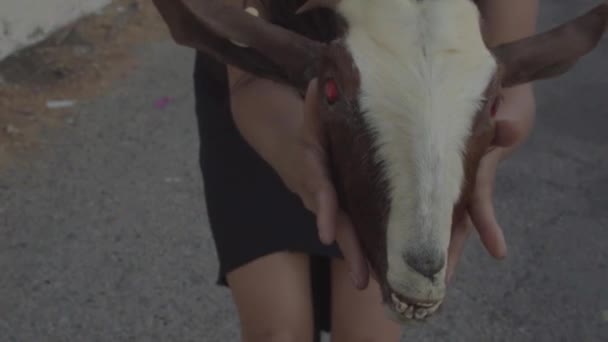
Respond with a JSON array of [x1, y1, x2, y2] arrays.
[[494, 3, 608, 88]]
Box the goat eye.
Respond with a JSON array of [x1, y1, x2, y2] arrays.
[[325, 79, 339, 104]]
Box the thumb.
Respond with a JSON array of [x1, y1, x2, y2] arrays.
[[335, 210, 370, 290]]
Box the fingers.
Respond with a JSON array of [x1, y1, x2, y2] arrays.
[[298, 152, 369, 289], [313, 177, 369, 290], [299, 78, 336, 244], [303, 156, 369, 289], [445, 88, 533, 283], [468, 152, 507, 259], [297, 159, 337, 245], [446, 216, 473, 284], [334, 210, 370, 290], [315, 184, 338, 244], [301, 78, 370, 289], [469, 198, 507, 259]]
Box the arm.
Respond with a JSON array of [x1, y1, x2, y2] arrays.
[[223, 1, 316, 207], [225, 1, 371, 288], [228, 63, 306, 181], [221, 1, 310, 177]]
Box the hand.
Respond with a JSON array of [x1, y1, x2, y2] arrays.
[[306, 82, 534, 288], [299, 79, 372, 289], [283, 79, 371, 289], [230, 76, 370, 290], [446, 84, 536, 283]]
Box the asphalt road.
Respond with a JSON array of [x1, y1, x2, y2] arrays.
[[1, 1, 607, 341]]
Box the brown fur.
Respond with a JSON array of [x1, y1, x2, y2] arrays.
[[316, 41, 392, 300]]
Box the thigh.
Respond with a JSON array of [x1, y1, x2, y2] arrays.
[[226, 251, 316, 342], [329, 258, 402, 342]]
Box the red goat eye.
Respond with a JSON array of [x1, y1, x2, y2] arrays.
[[325, 79, 339, 104]]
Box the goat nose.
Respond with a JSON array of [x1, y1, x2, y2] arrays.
[[404, 249, 445, 280]]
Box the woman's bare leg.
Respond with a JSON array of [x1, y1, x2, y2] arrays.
[[329, 258, 402, 342], [226, 251, 315, 342]]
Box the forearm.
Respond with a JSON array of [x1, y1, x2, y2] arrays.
[[228, 67, 305, 168], [200, 0, 306, 169], [477, 0, 540, 47]]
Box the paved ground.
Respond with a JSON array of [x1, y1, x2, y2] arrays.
[[1, 1, 607, 341]]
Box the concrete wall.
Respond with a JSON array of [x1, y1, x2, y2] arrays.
[[0, 0, 111, 61]]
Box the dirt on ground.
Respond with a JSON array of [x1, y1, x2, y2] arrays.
[[0, 0, 170, 168]]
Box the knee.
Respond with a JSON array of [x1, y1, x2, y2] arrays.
[[242, 328, 311, 342]]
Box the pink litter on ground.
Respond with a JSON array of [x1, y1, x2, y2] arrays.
[[155, 96, 174, 109]]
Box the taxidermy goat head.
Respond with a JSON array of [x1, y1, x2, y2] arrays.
[[153, 0, 608, 323]]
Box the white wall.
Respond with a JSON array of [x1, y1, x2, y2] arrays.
[[0, 0, 111, 61]]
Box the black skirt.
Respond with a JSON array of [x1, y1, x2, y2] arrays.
[[192, 51, 343, 334]]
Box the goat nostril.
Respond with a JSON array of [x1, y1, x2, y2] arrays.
[[404, 249, 445, 280]]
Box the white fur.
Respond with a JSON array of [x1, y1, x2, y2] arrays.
[[337, 0, 497, 302]]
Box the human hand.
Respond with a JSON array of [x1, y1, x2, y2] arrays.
[[152, 0, 371, 286], [446, 84, 536, 283], [286, 79, 371, 290], [230, 75, 371, 290], [301, 82, 535, 289], [275, 80, 535, 289]]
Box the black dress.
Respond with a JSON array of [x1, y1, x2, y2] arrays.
[[191, 1, 343, 335]]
